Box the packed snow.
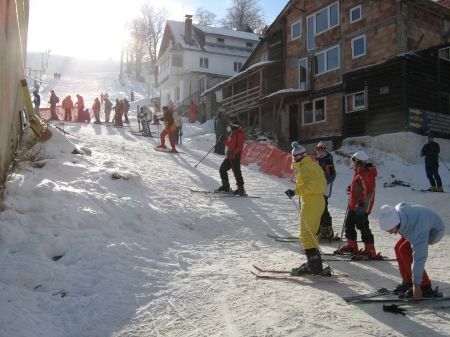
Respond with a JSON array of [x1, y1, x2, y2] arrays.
[[0, 73, 449, 337]]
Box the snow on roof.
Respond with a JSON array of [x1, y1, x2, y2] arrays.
[[193, 25, 260, 41], [202, 60, 278, 96], [203, 44, 253, 58], [166, 20, 201, 51]]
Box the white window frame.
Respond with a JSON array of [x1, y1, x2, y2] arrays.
[[439, 47, 450, 61], [291, 19, 302, 40], [200, 57, 209, 68], [350, 5, 362, 24], [233, 61, 243, 72], [351, 35, 366, 59], [306, 15, 315, 51], [302, 97, 326, 125], [345, 91, 366, 113], [314, 45, 340, 76], [315, 1, 340, 37], [298, 57, 309, 91]]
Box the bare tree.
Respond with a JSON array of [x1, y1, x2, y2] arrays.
[[141, 4, 167, 66], [194, 7, 217, 26], [128, 18, 146, 80], [220, 0, 266, 33]]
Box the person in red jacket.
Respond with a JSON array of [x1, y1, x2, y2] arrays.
[[335, 150, 379, 259], [62, 95, 74, 121], [157, 106, 177, 153], [75, 94, 85, 121], [216, 120, 246, 196]]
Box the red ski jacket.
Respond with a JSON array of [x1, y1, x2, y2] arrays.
[[348, 163, 377, 214], [224, 127, 245, 160]]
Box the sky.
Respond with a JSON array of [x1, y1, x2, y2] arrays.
[[1, 72, 450, 336], [27, 0, 287, 61]]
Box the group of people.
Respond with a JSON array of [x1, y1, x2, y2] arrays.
[[282, 136, 445, 299], [32, 89, 131, 126]]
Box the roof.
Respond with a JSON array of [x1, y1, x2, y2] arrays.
[[193, 25, 260, 41]]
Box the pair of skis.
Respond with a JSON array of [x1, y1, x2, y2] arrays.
[[188, 188, 260, 198], [251, 265, 348, 280], [343, 287, 450, 303]]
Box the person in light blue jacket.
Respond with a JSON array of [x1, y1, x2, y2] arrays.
[[379, 203, 445, 299]]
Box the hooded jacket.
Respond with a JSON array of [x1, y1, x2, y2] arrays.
[[396, 202, 445, 284], [349, 163, 377, 213], [292, 156, 327, 198], [224, 127, 245, 160]]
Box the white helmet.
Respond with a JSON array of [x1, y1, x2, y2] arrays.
[[316, 141, 327, 150], [351, 151, 369, 164]]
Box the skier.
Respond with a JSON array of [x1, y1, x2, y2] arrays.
[[214, 108, 228, 155], [379, 203, 445, 298], [49, 90, 59, 120], [103, 96, 113, 124], [216, 120, 246, 196], [75, 94, 85, 121], [315, 141, 336, 240], [113, 99, 124, 126], [285, 142, 328, 276], [62, 95, 74, 121], [420, 133, 443, 192], [174, 108, 183, 145], [92, 97, 101, 124], [123, 98, 130, 124], [32, 90, 41, 117], [138, 106, 151, 136], [157, 106, 177, 152], [335, 151, 379, 259]]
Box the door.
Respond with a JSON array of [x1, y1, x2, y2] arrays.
[[289, 104, 299, 142]]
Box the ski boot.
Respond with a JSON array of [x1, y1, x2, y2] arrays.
[[334, 239, 358, 255]]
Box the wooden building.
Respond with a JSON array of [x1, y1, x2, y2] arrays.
[[203, 0, 450, 149]]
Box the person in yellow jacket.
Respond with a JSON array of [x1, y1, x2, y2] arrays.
[[285, 141, 329, 276], [157, 106, 178, 153]]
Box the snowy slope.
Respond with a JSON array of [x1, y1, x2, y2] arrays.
[[0, 73, 449, 337]]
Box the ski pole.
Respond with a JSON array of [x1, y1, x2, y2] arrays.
[[194, 137, 223, 168], [439, 156, 450, 171], [194, 141, 218, 168]]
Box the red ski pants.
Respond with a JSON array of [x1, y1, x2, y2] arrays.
[[160, 129, 176, 150], [394, 236, 430, 286]]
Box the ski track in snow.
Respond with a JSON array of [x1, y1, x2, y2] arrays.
[[0, 73, 449, 337]]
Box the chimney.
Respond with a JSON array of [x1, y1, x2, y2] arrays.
[[185, 14, 193, 44]]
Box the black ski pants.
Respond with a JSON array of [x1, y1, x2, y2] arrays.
[[344, 210, 374, 244], [219, 155, 244, 187]]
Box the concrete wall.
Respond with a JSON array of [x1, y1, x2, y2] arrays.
[[0, 0, 30, 194]]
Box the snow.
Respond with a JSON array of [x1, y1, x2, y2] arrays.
[[1, 72, 450, 337]]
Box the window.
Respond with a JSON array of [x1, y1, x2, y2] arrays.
[[345, 91, 366, 112], [291, 20, 302, 40], [315, 2, 339, 35], [200, 57, 209, 68], [217, 38, 225, 43], [352, 35, 366, 59], [246, 42, 254, 47], [350, 5, 362, 23], [234, 61, 242, 72], [314, 45, 340, 75], [198, 77, 206, 93], [307, 16, 315, 50], [440, 47, 450, 60], [303, 98, 326, 125], [298, 58, 309, 91]]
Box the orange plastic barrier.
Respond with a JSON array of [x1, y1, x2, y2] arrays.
[[242, 142, 294, 180]]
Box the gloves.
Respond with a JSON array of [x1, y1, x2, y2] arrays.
[[355, 203, 365, 216], [383, 304, 406, 316], [285, 189, 295, 198]]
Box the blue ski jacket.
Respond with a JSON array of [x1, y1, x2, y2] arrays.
[[396, 202, 445, 284]]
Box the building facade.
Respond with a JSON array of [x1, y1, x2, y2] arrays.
[[155, 15, 259, 121], [203, 0, 450, 149]]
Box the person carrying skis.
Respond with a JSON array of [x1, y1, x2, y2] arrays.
[[216, 120, 246, 196], [285, 142, 328, 276], [157, 106, 177, 153], [62, 95, 74, 121], [214, 108, 228, 155], [420, 133, 443, 192], [335, 150, 379, 259], [315, 141, 336, 240], [379, 203, 445, 298]]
